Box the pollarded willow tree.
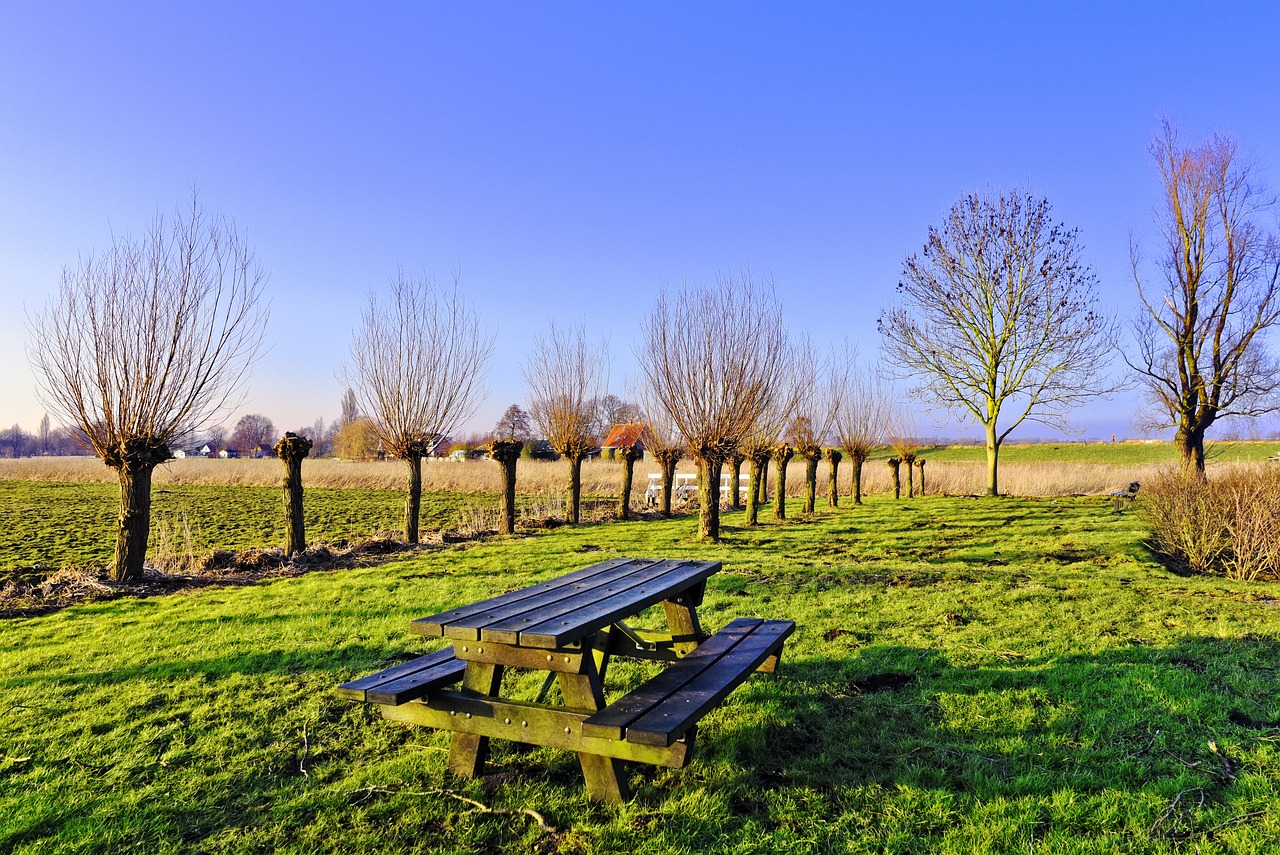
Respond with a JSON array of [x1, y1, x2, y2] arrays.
[[524, 322, 609, 524], [879, 190, 1116, 496], [28, 195, 268, 581], [342, 271, 493, 544], [638, 272, 790, 541], [1128, 121, 1280, 474], [786, 337, 835, 515]]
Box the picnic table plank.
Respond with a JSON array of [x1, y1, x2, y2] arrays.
[[335, 647, 464, 705], [624, 619, 794, 746], [410, 557, 650, 639], [580, 618, 761, 739], [487, 559, 721, 648]]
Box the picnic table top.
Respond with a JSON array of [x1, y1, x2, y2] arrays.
[[410, 557, 720, 649]]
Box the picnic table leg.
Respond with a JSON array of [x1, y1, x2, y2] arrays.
[[662, 597, 705, 658], [447, 662, 505, 778], [557, 662, 630, 803]]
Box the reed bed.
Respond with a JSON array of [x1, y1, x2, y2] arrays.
[[0, 454, 1248, 497]]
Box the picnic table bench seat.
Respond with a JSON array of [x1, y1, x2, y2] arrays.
[[583, 617, 794, 747], [337, 646, 465, 706]]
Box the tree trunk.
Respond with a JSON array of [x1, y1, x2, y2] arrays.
[[106, 437, 173, 581], [802, 451, 819, 514], [490, 440, 523, 534], [695, 456, 724, 541], [851, 453, 866, 504], [825, 448, 842, 508], [618, 444, 641, 520], [904, 455, 916, 498], [1175, 425, 1208, 477], [758, 457, 770, 505], [916, 459, 926, 497], [274, 432, 313, 557], [771, 445, 793, 520], [567, 454, 584, 523], [744, 456, 763, 525], [655, 450, 680, 516], [985, 422, 1000, 497], [728, 455, 744, 509], [888, 457, 901, 500], [405, 452, 424, 543]]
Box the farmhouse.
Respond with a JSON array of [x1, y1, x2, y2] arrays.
[[600, 423, 646, 461]]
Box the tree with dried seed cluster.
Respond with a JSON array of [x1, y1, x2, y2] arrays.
[[1128, 120, 1280, 474], [638, 273, 790, 540], [524, 323, 609, 524], [27, 194, 268, 581], [341, 271, 493, 544], [879, 190, 1116, 496]]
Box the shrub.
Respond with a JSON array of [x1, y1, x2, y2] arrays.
[[1136, 465, 1280, 580]]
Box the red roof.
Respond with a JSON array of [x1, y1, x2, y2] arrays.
[[602, 423, 646, 448]]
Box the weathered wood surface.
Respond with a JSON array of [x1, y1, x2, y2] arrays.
[[412, 557, 720, 649], [336, 647, 465, 705], [581, 618, 795, 746]]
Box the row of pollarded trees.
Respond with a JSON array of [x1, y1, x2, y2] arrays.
[[26, 124, 1280, 578]]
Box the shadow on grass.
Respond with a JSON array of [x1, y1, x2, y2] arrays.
[[637, 635, 1280, 840]]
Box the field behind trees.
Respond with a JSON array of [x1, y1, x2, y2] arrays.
[[5, 494, 1280, 853], [3, 441, 1278, 577]]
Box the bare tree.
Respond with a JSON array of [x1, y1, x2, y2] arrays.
[[786, 338, 834, 515], [230, 413, 276, 456], [342, 270, 493, 543], [27, 195, 268, 580], [1128, 121, 1280, 473], [638, 273, 790, 540], [879, 190, 1116, 496], [337, 387, 361, 431], [739, 354, 800, 526], [637, 395, 684, 517], [524, 322, 608, 524], [590, 394, 642, 441], [494, 404, 533, 441]]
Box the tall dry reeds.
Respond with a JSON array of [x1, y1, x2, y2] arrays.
[[1136, 465, 1280, 581]]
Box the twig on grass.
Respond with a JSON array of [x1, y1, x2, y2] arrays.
[[1150, 788, 1206, 838], [1205, 809, 1267, 834], [299, 721, 309, 779], [347, 785, 556, 833]]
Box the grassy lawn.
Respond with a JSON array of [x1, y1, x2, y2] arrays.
[[0, 483, 465, 572], [4, 496, 1280, 853], [883, 440, 1280, 465]]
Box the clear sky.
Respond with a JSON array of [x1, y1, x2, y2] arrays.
[[3, 2, 1279, 443]]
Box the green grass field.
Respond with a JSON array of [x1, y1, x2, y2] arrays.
[[4, 494, 1280, 853], [880, 440, 1280, 465], [0, 483, 468, 573]]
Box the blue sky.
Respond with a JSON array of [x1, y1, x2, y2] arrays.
[[3, 2, 1279, 442]]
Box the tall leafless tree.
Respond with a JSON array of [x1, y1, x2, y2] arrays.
[[342, 270, 493, 543], [524, 322, 608, 524], [879, 190, 1116, 496], [637, 273, 790, 540], [1128, 121, 1280, 473], [28, 195, 268, 580], [637, 393, 684, 516], [230, 413, 276, 456], [787, 338, 835, 515], [833, 347, 895, 505]]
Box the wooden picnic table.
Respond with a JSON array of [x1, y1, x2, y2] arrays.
[[338, 557, 794, 802]]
